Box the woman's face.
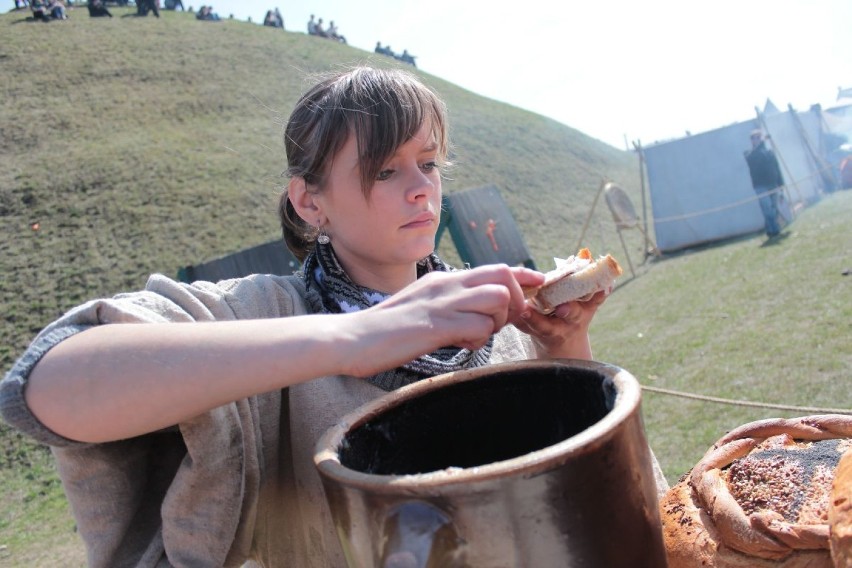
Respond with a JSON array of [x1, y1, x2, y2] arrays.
[[315, 121, 442, 291]]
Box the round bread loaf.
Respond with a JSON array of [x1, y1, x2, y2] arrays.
[[831, 448, 852, 567], [659, 415, 852, 568]]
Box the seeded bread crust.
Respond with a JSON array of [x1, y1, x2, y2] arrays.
[[660, 415, 852, 568], [660, 480, 833, 568], [831, 448, 852, 567]]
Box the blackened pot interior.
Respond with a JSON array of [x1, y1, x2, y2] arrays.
[[339, 366, 615, 475]]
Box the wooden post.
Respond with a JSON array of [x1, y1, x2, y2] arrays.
[[615, 225, 636, 278], [575, 179, 607, 252], [755, 107, 801, 207], [787, 103, 838, 193], [632, 140, 650, 258]]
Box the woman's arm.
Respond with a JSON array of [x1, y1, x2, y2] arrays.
[[26, 264, 543, 444], [27, 314, 356, 443]]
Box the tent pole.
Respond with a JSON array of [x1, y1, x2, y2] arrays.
[[787, 103, 837, 193], [616, 226, 636, 278], [632, 140, 650, 258], [575, 179, 606, 251], [756, 107, 801, 209]]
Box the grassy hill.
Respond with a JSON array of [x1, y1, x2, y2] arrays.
[[2, 6, 849, 566], [0, 6, 641, 373]]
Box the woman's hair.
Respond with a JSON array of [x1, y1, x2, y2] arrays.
[[279, 66, 449, 261]]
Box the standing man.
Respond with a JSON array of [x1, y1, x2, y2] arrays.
[[744, 129, 784, 238]]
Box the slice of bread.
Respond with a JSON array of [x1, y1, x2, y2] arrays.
[[525, 248, 623, 314]]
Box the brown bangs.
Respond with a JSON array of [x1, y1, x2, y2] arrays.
[[345, 69, 448, 193], [285, 67, 448, 194]]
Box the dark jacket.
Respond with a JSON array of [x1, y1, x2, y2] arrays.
[[745, 141, 784, 189]]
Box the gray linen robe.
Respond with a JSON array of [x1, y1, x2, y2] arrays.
[[0, 273, 545, 567]]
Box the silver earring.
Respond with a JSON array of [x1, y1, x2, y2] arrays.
[[317, 227, 330, 245]]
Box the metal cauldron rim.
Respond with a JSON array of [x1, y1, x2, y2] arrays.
[[314, 358, 642, 493]]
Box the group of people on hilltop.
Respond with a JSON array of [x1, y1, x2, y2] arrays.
[[374, 42, 416, 67], [263, 8, 283, 29], [28, 0, 68, 21], [307, 14, 346, 44], [24, 0, 184, 19], [16, 2, 420, 66]]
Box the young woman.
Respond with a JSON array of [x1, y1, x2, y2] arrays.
[[1, 66, 610, 566]]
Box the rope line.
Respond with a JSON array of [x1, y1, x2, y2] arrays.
[[642, 385, 852, 415], [652, 187, 784, 224], [650, 166, 830, 225]]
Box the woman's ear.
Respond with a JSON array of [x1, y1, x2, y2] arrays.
[[288, 177, 323, 224]]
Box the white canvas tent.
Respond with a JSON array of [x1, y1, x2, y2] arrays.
[[823, 104, 852, 143], [642, 103, 829, 252], [822, 103, 852, 173]]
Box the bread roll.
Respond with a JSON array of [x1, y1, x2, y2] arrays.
[[659, 415, 852, 568]]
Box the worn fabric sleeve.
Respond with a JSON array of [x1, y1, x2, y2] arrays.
[[0, 273, 308, 568]]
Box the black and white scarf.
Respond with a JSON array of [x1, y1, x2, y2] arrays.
[[301, 242, 494, 391]]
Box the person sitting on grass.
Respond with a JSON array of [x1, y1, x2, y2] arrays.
[[313, 17, 328, 37], [136, 0, 160, 18], [397, 49, 417, 67], [47, 0, 68, 19], [196, 5, 220, 20], [263, 8, 283, 28], [327, 20, 347, 43], [30, 0, 49, 21], [87, 0, 112, 17]]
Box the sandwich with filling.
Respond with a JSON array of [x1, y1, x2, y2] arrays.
[[523, 248, 623, 314]]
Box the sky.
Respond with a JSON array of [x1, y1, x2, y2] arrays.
[[5, 0, 852, 149]]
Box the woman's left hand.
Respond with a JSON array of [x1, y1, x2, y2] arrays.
[[512, 290, 608, 360]]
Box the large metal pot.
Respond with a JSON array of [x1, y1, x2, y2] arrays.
[[314, 359, 667, 568]]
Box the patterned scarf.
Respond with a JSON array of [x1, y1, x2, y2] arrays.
[[300, 241, 494, 390]]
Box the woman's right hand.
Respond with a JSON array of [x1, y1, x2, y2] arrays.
[[342, 264, 544, 378]]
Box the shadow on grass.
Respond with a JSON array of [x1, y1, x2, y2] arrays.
[[645, 230, 770, 265], [759, 231, 792, 248], [611, 226, 793, 294], [10, 16, 49, 24]]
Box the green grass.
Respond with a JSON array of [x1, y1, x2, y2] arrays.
[[592, 191, 852, 480], [1, 5, 849, 565], [0, 427, 83, 566]]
